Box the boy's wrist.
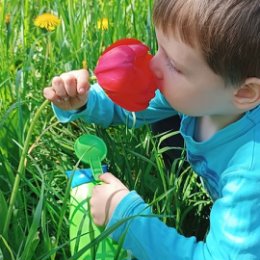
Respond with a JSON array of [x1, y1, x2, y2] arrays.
[[108, 188, 130, 223], [76, 102, 87, 113]]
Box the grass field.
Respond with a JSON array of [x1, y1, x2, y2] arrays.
[[0, 1, 211, 259]]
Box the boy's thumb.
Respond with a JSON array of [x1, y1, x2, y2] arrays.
[[99, 172, 116, 184]]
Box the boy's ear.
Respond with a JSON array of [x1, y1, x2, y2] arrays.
[[233, 77, 260, 110]]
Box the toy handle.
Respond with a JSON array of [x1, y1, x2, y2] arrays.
[[89, 157, 103, 181]]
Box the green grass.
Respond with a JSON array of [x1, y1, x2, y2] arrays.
[[0, 0, 211, 259]]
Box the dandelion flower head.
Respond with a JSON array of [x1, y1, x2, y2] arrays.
[[5, 14, 11, 24], [97, 18, 109, 30], [34, 13, 61, 31]]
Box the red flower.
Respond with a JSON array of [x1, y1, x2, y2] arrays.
[[94, 38, 157, 111]]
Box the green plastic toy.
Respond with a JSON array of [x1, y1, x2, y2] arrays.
[[67, 134, 126, 260], [74, 134, 107, 180]]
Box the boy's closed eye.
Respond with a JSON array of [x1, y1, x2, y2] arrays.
[[160, 46, 182, 74], [165, 55, 182, 74]]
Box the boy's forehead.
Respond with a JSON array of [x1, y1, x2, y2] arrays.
[[155, 27, 207, 71], [155, 26, 201, 57]]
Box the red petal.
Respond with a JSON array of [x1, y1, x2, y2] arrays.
[[102, 38, 144, 54], [94, 46, 135, 74]]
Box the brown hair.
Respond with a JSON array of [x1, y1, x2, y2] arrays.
[[153, 0, 260, 86]]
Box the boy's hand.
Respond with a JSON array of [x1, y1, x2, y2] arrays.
[[90, 173, 130, 226], [43, 69, 89, 111]]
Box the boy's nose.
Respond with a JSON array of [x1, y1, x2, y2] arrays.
[[150, 55, 163, 80]]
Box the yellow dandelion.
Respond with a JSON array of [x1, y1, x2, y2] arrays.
[[97, 18, 109, 30], [5, 14, 11, 24], [34, 13, 61, 32]]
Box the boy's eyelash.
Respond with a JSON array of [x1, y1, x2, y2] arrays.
[[161, 48, 182, 73], [166, 57, 179, 72], [166, 60, 175, 70]]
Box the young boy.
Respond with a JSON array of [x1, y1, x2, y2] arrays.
[[43, 0, 260, 259]]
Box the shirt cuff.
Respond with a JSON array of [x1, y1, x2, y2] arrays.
[[106, 191, 151, 241], [51, 103, 87, 123]]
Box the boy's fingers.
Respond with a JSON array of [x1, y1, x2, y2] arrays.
[[61, 74, 77, 97], [74, 69, 90, 94], [43, 87, 60, 102], [99, 173, 117, 184], [52, 76, 67, 98]]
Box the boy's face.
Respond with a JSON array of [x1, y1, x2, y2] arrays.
[[151, 27, 238, 117]]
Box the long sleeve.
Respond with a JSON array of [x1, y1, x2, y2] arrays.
[[107, 169, 260, 260], [52, 83, 177, 128]]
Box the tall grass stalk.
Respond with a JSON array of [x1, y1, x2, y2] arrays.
[[3, 99, 49, 237]]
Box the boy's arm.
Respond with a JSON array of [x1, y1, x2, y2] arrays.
[[107, 170, 260, 260], [52, 83, 177, 128]]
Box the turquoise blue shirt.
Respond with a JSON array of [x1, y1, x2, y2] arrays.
[[54, 83, 260, 260]]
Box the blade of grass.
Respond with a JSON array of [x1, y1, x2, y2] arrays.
[[3, 99, 49, 237], [0, 235, 15, 260], [19, 170, 44, 260]]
